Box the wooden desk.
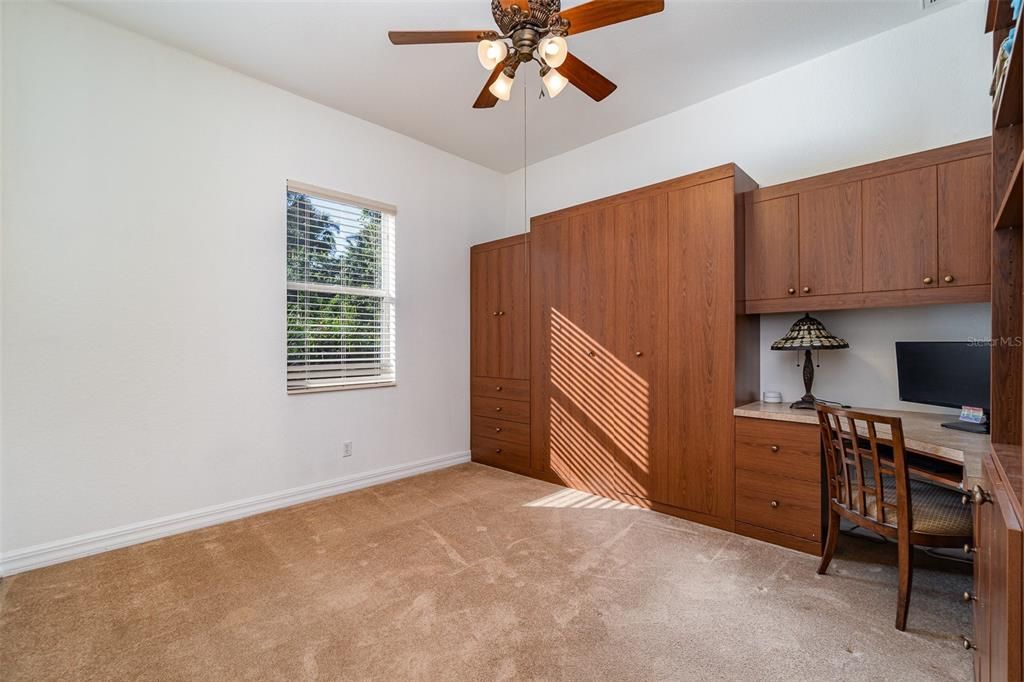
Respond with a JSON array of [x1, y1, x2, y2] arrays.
[[735, 401, 989, 489]]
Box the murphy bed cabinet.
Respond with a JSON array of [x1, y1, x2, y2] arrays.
[[745, 138, 992, 314], [471, 165, 760, 530]]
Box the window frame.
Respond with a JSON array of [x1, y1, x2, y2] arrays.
[[286, 180, 397, 394]]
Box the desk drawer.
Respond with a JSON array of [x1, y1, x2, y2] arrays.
[[471, 435, 530, 470], [736, 469, 821, 542], [472, 396, 530, 423], [736, 417, 821, 483], [472, 377, 530, 402], [472, 415, 530, 446]]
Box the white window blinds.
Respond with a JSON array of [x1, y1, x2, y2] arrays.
[[286, 181, 396, 393]]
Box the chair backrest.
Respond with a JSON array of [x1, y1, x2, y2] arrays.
[[816, 404, 912, 535]]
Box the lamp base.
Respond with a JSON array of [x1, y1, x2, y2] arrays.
[[789, 394, 816, 410]]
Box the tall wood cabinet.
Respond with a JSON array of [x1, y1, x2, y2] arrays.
[[528, 166, 759, 528], [470, 235, 532, 472]]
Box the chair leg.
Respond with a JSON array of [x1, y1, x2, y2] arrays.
[[895, 540, 914, 631], [817, 507, 840, 575]]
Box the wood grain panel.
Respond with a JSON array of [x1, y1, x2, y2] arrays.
[[735, 417, 821, 483], [938, 155, 992, 287], [862, 167, 938, 292], [664, 179, 735, 518], [746, 196, 799, 301], [992, 226, 1023, 446], [471, 396, 530, 423], [471, 435, 530, 471], [472, 376, 530, 401], [470, 247, 499, 378], [736, 469, 822, 542], [496, 241, 530, 379], [798, 182, 862, 296]]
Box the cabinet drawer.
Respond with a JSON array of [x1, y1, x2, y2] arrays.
[[736, 469, 822, 542], [472, 377, 530, 402], [472, 415, 530, 446], [471, 435, 530, 470], [735, 417, 821, 483], [472, 396, 530, 423]]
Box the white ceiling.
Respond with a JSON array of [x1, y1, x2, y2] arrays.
[[71, 0, 954, 173]]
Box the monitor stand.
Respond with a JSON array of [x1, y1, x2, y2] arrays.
[[941, 420, 990, 435]]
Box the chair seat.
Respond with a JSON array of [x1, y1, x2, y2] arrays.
[[839, 474, 973, 537]]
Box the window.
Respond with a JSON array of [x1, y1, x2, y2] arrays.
[[286, 181, 396, 393]]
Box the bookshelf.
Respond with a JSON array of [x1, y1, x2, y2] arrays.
[[989, 0, 1024, 446]]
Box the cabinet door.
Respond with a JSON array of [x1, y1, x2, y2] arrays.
[[938, 155, 991, 287], [862, 167, 938, 291], [798, 182, 862, 296], [611, 194, 669, 502], [496, 242, 529, 379], [663, 178, 735, 519], [746, 196, 799, 301], [470, 247, 501, 377]]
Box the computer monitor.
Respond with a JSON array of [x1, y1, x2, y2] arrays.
[[895, 341, 990, 433]]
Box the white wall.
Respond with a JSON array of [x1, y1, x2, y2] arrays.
[[506, 0, 992, 408], [1, 2, 505, 557]]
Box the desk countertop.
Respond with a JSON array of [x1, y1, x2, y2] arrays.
[[734, 401, 989, 488]]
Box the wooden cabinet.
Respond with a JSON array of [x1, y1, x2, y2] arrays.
[[734, 417, 824, 555], [939, 155, 992, 288], [862, 166, 938, 292], [528, 164, 759, 530], [744, 139, 992, 313], [971, 450, 1022, 682], [798, 182, 863, 297], [470, 236, 529, 380], [746, 195, 799, 300], [470, 235, 531, 474]]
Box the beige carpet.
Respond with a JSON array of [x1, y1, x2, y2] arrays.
[[1, 463, 972, 680]]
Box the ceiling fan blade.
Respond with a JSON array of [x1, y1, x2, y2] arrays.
[[473, 62, 517, 109], [558, 52, 617, 101], [560, 0, 664, 35], [388, 30, 492, 45]]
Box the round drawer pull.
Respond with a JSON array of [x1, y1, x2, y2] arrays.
[[961, 637, 975, 651], [495, 386, 503, 392], [492, 311, 499, 316], [944, 275, 955, 283], [963, 544, 977, 555], [962, 591, 977, 603], [587, 350, 596, 358], [497, 311, 506, 316], [802, 286, 811, 294], [494, 427, 502, 433], [634, 351, 643, 357], [495, 448, 503, 454], [495, 407, 502, 412], [769, 500, 779, 509], [787, 287, 796, 295], [922, 276, 933, 285], [770, 445, 780, 453]]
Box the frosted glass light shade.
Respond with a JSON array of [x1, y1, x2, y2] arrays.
[[477, 40, 508, 70], [542, 68, 569, 98], [488, 70, 515, 101], [539, 36, 567, 68]]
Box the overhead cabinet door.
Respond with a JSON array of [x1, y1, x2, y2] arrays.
[[862, 167, 938, 292], [746, 195, 799, 301], [798, 182, 862, 297], [938, 155, 991, 288]]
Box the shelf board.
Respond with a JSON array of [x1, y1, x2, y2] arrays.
[[988, 0, 1015, 32], [995, 26, 1023, 128], [995, 151, 1024, 230]]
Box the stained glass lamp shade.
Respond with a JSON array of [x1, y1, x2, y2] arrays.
[[771, 314, 849, 409]]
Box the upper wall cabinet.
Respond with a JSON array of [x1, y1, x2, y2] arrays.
[[744, 138, 992, 314], [862, 166, 938, 292]]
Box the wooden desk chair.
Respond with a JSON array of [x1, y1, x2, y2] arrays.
[[815, 405, 973, 631]]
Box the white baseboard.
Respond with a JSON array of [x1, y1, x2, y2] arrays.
[[0, 450, 471, 577]]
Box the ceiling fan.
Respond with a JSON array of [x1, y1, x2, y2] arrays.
[[388, 0, 665, 108]]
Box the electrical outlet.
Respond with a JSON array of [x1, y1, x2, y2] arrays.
[[343, 441, 353, 458]]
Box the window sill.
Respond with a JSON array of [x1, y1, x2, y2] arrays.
[[288, 380, 397, 395]]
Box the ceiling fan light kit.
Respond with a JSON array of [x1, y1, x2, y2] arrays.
[[388, 0, 664, 108]]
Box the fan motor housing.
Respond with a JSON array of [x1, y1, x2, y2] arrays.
[[512, 27, 541, 60]]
